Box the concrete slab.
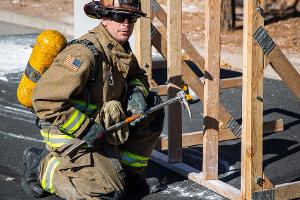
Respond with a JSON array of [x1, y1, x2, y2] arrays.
[[0, 9, 73, 36]]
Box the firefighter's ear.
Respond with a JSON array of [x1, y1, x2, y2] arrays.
[[101, 17, 109, 27]]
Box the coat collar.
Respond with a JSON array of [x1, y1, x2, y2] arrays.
[[89, 24, 138, 78]]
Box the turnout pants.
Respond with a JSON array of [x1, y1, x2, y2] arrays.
[[38, 93, 164, 199]]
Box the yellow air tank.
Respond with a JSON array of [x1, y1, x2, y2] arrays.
[[17, 30, 67, 108]]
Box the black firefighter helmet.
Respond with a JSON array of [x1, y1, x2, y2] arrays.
[[84, 0, 147, 19]]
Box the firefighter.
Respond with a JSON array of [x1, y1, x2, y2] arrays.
[[21, 0, 165, 199]]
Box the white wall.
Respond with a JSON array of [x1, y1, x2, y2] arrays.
[[74, 0, 99, 38]]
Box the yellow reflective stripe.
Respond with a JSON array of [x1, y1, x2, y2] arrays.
[[41, 157, 60, 194], [129, 79, 149, 97], [41, 130, 74, 148], [120, 151, 149, 168], [121, 160, 147, 167], [61, 110, 80, 130], [60, 110, 86, 134], [70, 99, 97, 114]]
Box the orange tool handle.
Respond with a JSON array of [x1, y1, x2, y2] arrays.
[[124, 114, 142, 124]]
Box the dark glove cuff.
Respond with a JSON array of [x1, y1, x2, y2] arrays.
[[80, 119, 95, 139]]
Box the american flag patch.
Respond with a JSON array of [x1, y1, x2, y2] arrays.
[[63, 54, 82, 72]]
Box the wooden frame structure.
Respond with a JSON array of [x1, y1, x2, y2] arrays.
[[134, 0, 300, 199]]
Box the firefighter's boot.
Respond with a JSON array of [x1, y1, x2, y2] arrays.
[[21, 147, 48, 198], [124, 173, 167, 194]]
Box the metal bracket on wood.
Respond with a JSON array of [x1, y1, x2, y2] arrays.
[[150, 0, 161, 13], [253, 26, 276, 55], [256, 6, 265, 18], [227, 117, 242, 138], [252, 189, 275, 200]]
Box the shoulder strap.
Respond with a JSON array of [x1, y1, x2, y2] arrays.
[[67, 39, 101, 85]]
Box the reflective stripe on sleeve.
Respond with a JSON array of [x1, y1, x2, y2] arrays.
[[120, 151, 149, 168], [40, 130, 74, 149], [41, 156, 60, 194], [70, 99, 97, 115], [59, 110, 86, 134]]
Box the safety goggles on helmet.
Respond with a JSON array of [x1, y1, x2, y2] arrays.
[[109, 12, 138, 23]]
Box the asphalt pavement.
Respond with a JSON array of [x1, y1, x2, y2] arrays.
[[0, 22, 299, 200]]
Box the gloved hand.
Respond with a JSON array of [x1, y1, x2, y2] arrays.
[[83, 123, 105, 148], [126, 87, 147, 126]]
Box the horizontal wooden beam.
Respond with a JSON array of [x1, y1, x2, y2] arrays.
[[151, 77, 243, 96], [263, 119, 284, 134], [275, 181, 300, 200], [189, 173, 241, 200], [220, 77, 243, 89], [253, 181, 300, 200], [156, 130, 234, 150], [151, 150, 241, 200], [156, 119, 284, 150]]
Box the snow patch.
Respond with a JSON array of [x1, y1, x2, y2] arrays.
[[0, 77, 8, 81], [162, 182, 221, 199], [0, 43, 32, 73], [6, 177, 15, 182], [1, 90, 5, 93]]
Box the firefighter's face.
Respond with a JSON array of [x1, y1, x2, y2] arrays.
[[102, 14, 135, 45]]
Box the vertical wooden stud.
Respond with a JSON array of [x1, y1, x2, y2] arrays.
[[203, 0, 221, 180], [241, 0, 265, 199], [167, 0, 182, 163], [135, 1, 152, 82]]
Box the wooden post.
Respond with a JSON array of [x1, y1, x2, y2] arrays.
[[203, 0, 221, 180], [241, 0, 265, 199], [134, 1, 152, 83], [167, 0, 182, 163], [151, 25, 242, 139], [221, 0, 236, 32], [150, 0, 243, 89]]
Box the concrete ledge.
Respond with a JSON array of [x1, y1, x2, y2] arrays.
[[0, 9, 73, 36]]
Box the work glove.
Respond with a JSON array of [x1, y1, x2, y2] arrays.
[[83, 123, 105, 148], [126, 87, 147, 126], [97, 100, 129, 145]]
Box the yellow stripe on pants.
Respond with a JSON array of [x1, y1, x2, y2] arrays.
[[41, 156, 60, 194]]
